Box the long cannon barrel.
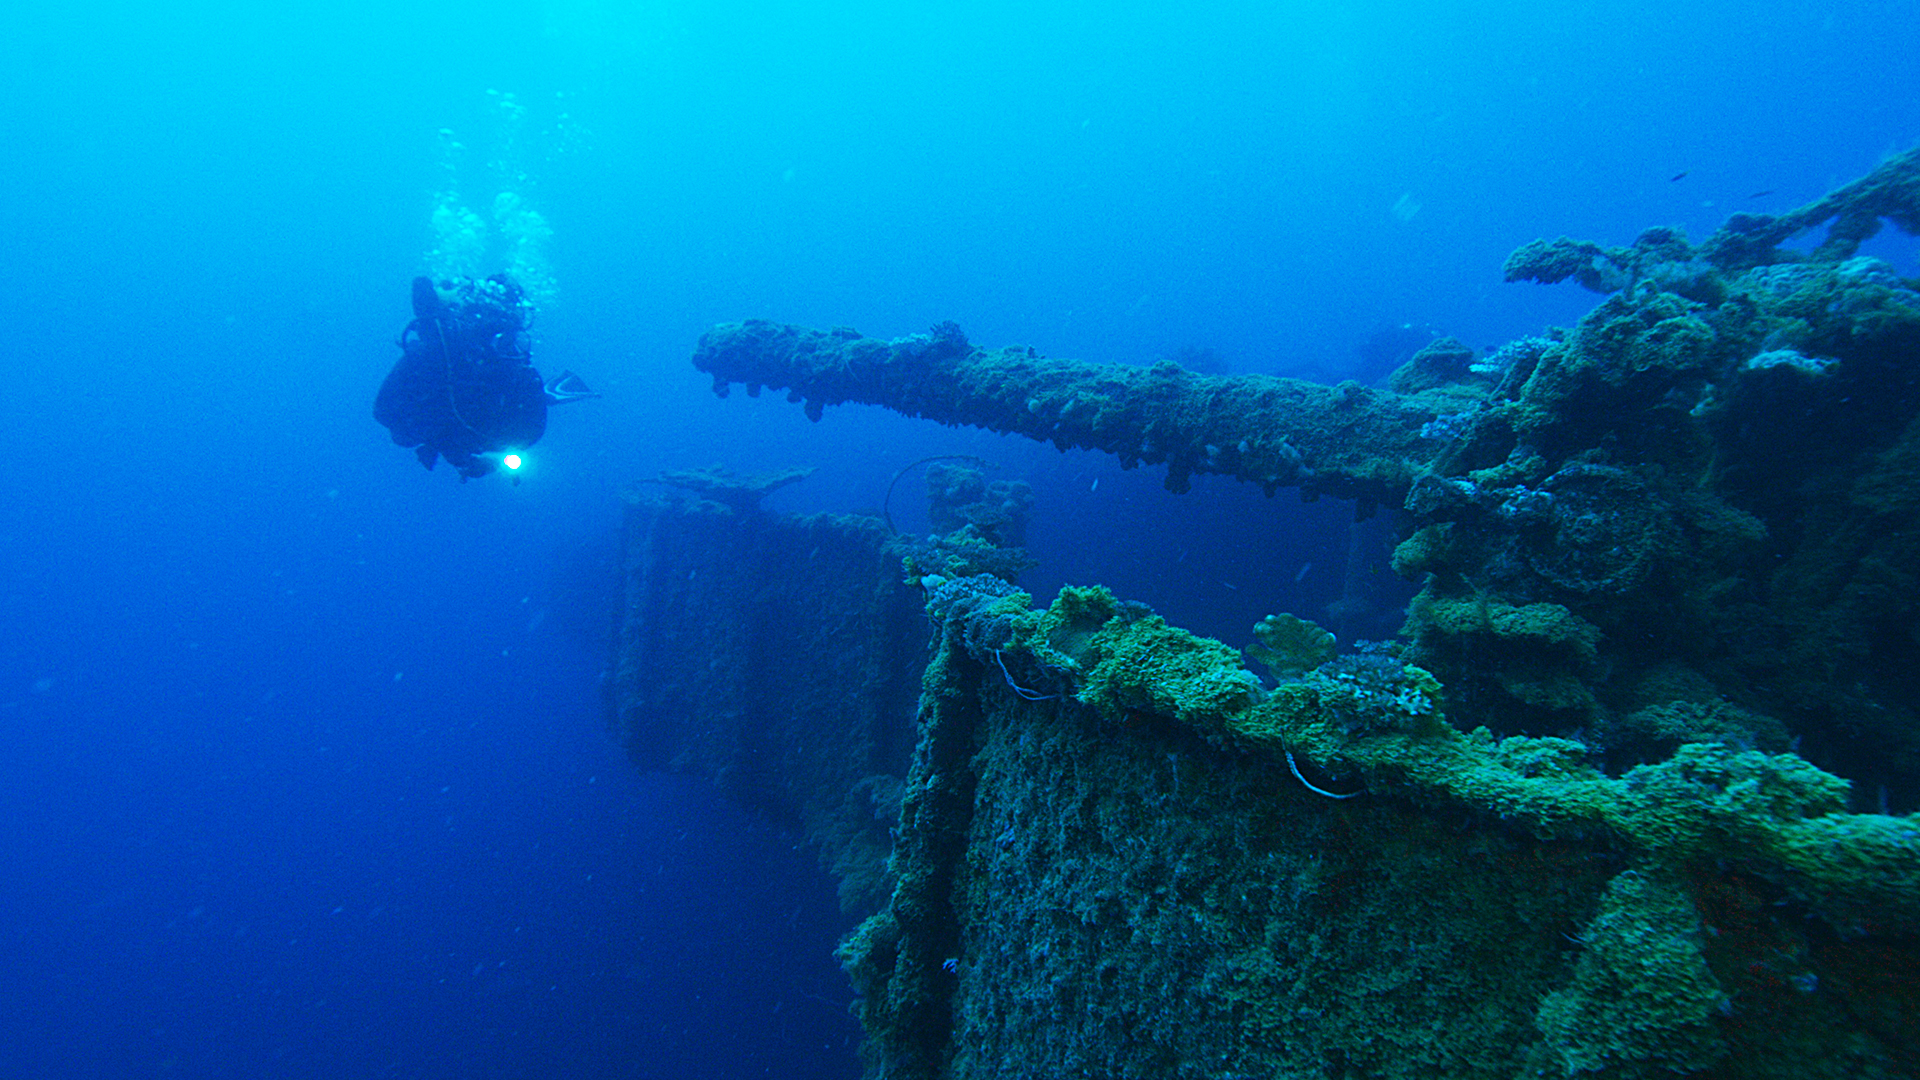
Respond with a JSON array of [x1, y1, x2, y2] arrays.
[[693, 318, 1443, 504]]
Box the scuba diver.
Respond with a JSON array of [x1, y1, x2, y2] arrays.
[[374, 274, 596, 481]]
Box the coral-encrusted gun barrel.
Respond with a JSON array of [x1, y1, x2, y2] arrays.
[[692, 317, 1440, 506]]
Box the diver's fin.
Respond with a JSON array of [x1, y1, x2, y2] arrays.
[[411, 276, 446, 321], [543, 369, 599, 404]]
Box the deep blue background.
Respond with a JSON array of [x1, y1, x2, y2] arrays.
[[0, 1, 1913, 1077]]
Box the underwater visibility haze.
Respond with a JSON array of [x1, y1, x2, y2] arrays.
[[1, 0, 1917, 1077]]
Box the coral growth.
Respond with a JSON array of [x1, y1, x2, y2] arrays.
[[830, 574, 1920, 1079], [680, 148, 1920, 1079], [1245, 611, 1337, 679], [1533, 872, 1729, 1078], [924, 461, 1033, 547]]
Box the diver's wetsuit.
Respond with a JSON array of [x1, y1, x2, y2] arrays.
[[374, 275, 547, 479]]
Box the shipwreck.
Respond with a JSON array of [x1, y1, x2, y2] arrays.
[[612, 149, 1920, 1078]]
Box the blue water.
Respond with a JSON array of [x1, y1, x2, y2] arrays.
[[0, 2, 1913, 1077]]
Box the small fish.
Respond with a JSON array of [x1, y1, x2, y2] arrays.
[[1670, 171, 1689, 182], [1748, 189, 1774, 199]]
